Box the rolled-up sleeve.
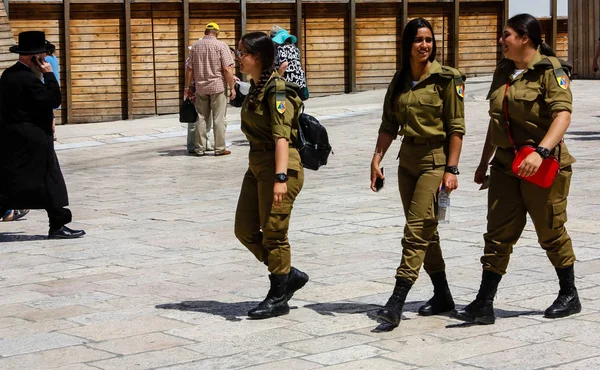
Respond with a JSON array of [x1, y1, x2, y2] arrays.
[[443, 77, 466, 136], [378, 73, 401, 139], [544, 69, 572, 114]]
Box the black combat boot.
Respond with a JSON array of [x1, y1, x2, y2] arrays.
[[376, 277, 413, 327], [286, 267, 309, 300], [451, 270, 502, 325], [248, 274, 290, 319], [418, 271, 455, 316], [544, 265, 582, 318]]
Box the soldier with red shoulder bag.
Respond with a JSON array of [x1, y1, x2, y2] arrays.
[[452, 14, 579, 326]]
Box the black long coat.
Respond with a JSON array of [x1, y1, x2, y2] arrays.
[[0, 61, 67, 209]]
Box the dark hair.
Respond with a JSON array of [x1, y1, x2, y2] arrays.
[[241, 32, 275, 109], [507, 13, 556, 57], [400, 18, 437, 76]]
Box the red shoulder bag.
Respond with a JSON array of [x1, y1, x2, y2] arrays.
[[502, 83, 560, 188]]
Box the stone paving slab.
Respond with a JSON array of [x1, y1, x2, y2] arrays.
[[1, 77, 600, 368]]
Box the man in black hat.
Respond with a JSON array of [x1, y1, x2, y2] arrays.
[[0, 30, 85, 239]]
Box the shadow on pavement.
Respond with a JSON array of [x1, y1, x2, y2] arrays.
[[304, 302, 381, 318], [158, 149, 198, 157], [155, 300, 260, 322], [445, 306, 544, 328], [0, 232, 47, 242]]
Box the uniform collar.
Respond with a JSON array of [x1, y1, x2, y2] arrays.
[[526, 48, 544, 70], [500, 48, 545, 77], [427, 60, 443, 76]]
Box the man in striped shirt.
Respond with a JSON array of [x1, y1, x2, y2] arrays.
[[185, 22, 236, 156]]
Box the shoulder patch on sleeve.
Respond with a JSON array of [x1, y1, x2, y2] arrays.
[[554, 68, 569, 90], [454, 76, 465, 98], [275, 79, 287, 114]]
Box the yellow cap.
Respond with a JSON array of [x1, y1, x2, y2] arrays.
[[206, 22, 220, 31]]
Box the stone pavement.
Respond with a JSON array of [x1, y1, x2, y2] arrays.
[[1, 76, 600, 369]]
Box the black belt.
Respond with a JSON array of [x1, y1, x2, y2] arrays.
[[402, 136, 445, 146], [249, 142, 296, 152]]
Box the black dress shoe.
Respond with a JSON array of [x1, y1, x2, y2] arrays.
[[48, 226, 86, 239]]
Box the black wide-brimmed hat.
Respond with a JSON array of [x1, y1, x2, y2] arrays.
[[9, 31, 55, 55]]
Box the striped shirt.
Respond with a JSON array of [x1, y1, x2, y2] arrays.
[[189, 36, 234, 95]]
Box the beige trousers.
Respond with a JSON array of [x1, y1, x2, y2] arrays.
[[194, 92, 227, 154]]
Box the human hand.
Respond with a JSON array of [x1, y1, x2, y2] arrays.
[[517, 152, 542, 178], [370, 156, 384, 192], [474, 163, 488, 184], [230, 88, 236, 101], [273, 182, 287, 206], [183, 87, 193, 100], [441, 173, 458, 192], [32, 56, 52, 73]]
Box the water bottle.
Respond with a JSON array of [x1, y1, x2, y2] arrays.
[[438, 188, 450, 224]]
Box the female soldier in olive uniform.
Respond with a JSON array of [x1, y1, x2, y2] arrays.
[[371, 18, 466, 330], [234, 32, 308, 319], [452, 14, 579, 325]]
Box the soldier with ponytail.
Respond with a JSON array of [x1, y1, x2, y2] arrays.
[[452, 13, 580, 325], [233, 32, 308, 319]]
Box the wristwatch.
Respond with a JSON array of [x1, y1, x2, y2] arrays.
[[445, 165, 460, 175], [535, 146, 551, 159], [275, 173, 289, 183]]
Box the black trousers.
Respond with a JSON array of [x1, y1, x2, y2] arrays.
[[0, 206, 71, 230], [46, 207, 72, 230]]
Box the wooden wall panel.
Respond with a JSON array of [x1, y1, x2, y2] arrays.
[[131, 4, 155, 118], [408, 4, 452, 67], [304, 3, 347, 96], [9, 4, 65, 124], [568, 0, 599, 79], [189, 3, 238, 49], [151, 3, 183, 115], [246, 3, 295, 37], [458, 2, 502, 76], [540, 18, 569, 61], [70, 4, 125, 123], [355, 3, 400, 91], [0, 1, 17, 73]]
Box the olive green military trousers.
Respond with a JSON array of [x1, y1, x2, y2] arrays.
[[395, 142, 448, 282], [481, 163, 575, 275], [234, 151, 303, 275]]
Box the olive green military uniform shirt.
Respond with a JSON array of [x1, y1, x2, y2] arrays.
[[379, 60, 466, 141], [240, 72, 303, 171], [487, 49, 575, 167]]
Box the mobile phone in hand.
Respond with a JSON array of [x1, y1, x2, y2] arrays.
[[375, 167, 384, 192], [31, 56, 38, 64]]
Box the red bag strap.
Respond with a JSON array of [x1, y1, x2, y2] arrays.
[[502, 82, 562, 162], [501, 83, 517, 153]]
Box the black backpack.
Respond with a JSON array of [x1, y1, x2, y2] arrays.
[[296, 110, 332, 170], [269, 78, 332, 170]]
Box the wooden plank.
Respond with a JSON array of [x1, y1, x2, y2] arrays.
[[240, 0, 246, 35], [125, 0, 132, 119], [348, 0, 355, 92], [551, 0, 557, 51], [183, 0, 189, 59], [453, 0, 459, 67], [402, 0, 407, 28], [296, 0, 302, 65], [64, 0, 72, 123]]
